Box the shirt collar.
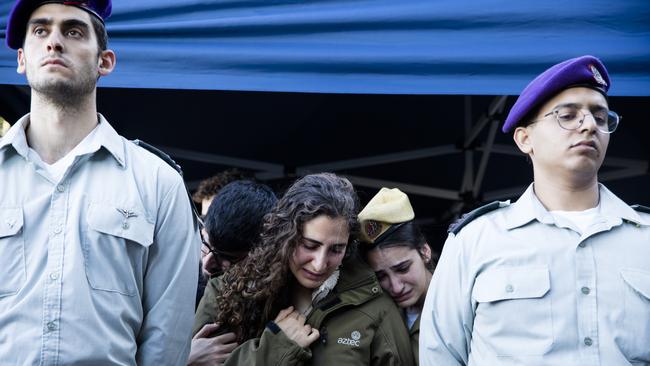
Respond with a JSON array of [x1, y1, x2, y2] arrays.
[[0, 113, 125, 167], [0, 114, 31, 162], [95, 113, 126, 167], [503, 183, 549, 230], [598, 183, 650, 226], [503, 182, 650, 230]]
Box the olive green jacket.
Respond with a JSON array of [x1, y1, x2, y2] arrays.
[[410, 313, 420, 366], [193, 259, 415, 365]]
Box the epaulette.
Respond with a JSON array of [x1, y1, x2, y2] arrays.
[[132, 139, 183, 176], [631, 204, 650, 214], [131, 139, 201, 230], [448, 201, 509, 235]]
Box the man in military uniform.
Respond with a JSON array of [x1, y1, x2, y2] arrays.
[[0, 1, 200, 364], [420, 55, 650, 365]]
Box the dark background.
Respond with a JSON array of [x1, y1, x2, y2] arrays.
[[2, 85, 649, 253]]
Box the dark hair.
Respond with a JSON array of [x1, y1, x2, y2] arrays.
[[362, 221, 436, 272], [205, 180, 277, 254], [89, 15, 108, 52], [518, 104, 543, 129], [213, 173, 359, 341], [192, 169, 247, 204]]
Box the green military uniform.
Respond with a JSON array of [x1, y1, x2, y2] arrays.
[[409, 313, 420, 366], [193, 259, 415, 365]]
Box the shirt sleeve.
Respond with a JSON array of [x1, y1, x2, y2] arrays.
[[136, 176, 201, 366], [419, 234, 473, 366]]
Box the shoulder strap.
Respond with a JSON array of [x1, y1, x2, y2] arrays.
[[131, 139, 201, 230], [448, 201, 509, 235], [631, 204, 650, 214]]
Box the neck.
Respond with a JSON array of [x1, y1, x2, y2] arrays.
[[532, 170, 600, 211], [27, 90, 98, 164], [290, 280, 313, 314]]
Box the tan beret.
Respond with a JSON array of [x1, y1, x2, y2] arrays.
[[358, 187, 414, 244], [0, 118, 10, 138]]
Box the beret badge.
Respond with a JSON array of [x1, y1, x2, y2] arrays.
[[358, 187, 415, 245], [365, 220, 381, 239], [589, 64, 608, 87]]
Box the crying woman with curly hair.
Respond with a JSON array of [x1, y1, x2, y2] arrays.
[[192, 173, 415, 365]]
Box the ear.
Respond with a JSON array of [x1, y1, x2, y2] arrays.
[[513, 126, 533, 155], [97, 49, 116, 77], [17, 48, 26, 74], [419, 243, 432, 263]]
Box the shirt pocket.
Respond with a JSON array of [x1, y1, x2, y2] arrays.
[[82, 202, 154, 296], [619, 268, 650, 362], [0, 207, 26, 297], [472, 265, 553, 357]]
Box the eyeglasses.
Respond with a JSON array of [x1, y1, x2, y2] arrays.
[[530, 105, 621, 134], [212, 249, 248, 263], [198, 222, 248, 263]]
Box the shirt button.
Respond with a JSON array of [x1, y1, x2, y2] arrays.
[[122, 222, 130, 230], [505, 284, 514, 293], [581, 286, 591, 295], [578, 242, 586, 248], [56, 185, 65, 193], [47, 321, 57, 331], [584, 337, 593, 346], [53, 227, 62, 234], [49, 272, 59, 280]]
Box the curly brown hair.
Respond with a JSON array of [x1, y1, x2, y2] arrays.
[[213, 173, 359, 341], [192, 169, 248, 204]]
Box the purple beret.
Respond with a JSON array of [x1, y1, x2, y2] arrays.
[[502, 55, 611, 133], [6, 0, 112, 49]]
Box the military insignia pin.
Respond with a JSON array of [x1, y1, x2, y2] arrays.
[[589, 64, 607, 87], [365, 220, 381, 239]]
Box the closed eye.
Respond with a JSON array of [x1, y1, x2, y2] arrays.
[[392, 260, 412, 274], [302, 241, 319, 251]]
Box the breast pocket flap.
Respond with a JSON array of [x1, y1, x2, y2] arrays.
[[621, 269, 650, 300], [0, 207, 24, 238], [88, 202, 154, 247], [474, 266, 550, 303]]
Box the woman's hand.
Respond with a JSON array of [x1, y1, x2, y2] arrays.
[[274, 306, 320, 348], [187, 323, 239, 366]]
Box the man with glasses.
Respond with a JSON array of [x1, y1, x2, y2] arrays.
[[192, 169, 247, 278], [0, 1, 200, 365], [420, 55, 650, 365], [190, 180, 277, 366]]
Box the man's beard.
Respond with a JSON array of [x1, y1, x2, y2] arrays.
[[27, 61, 97, 108]]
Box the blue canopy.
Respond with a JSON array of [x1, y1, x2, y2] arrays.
[[1, 0, 649, 95]]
